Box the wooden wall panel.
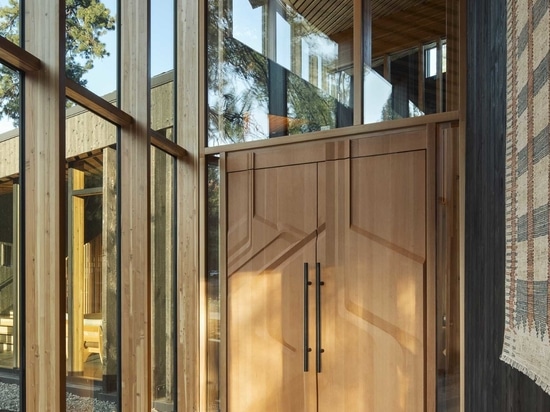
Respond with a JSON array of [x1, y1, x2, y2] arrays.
[[24, 1, 66, 410], [120, 0, 151, 409], [465, 0, 550, 410]]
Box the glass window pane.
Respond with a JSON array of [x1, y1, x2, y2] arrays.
[[150, 1, 175, 135], [0, 0, 21, 47], [206, 155, 220, 411], [0, 64, 20, 411], [66, 0, 118, 104], [151, 146, 176, 411], [364, 1, 456, 123], [65, 101, 119, 410], [207, 0, 353, 146]]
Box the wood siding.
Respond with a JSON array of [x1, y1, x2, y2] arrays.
[[466, 0, 550, 410]]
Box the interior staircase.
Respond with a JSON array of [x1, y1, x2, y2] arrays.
[[0, 311, 13, 354]]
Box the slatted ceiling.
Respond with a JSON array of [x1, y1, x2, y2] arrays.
[[305, 1, 352, 35], [0, 152, 105, 195], [319, 7, 353, 38], [284, 0, 437, 38], [372, 0, 428, 18], [374, 12, 445, 44], [67, 149, 104, 178], [284, 0, 353, 35], [0, 174, 18, 195], [372, 0, 447, 57]]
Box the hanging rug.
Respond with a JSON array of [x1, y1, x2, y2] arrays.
[[501, 0, 550, 394]]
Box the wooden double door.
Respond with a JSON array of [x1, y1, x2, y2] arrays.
[[226, 128, 435, 411]]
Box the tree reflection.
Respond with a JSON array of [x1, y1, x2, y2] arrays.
[[207, 0, 352, 146]]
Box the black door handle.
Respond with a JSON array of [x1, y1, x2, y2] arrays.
[[316, 262, 324, 373], [304, 263, 312, 372]]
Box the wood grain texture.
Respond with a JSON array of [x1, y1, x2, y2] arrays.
[[0, 35, 41, 72], [227, 164, 319, 411], [66, 79, 133, 127], [465, 0, 550, 410], [176, 0, 201, 409], [120, 0, 151, 409], [24, 1, 66, 410], [225, 130, 434, 411]]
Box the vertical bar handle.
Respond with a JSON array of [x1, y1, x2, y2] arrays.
[[304, 263, 311, 371], [316, 262, 324, 373]]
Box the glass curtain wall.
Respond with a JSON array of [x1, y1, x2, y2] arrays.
[[65, 102, 119, 410], [150, 0, 175, 138], [0, 0, 20, 47], [151, 147, 176, 411], [208, 0, 459, 144], [363, 0, 455, 123], [207, 0, 354, 146], [66, 0, 118, 104], [0, 63, 21, 412], [206, 155, 220, 412], [150, 3, 177, 409]]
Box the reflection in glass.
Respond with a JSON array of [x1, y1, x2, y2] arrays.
[[0, 64, 21, 411], [206, 156, 220, 411], [0, 1, 22, 132], [0, 0, 20, 46], [364, 1, 452, 123], [66, 0, 118, 101], [150, 0, 175, 135], [151, 147, 176, 411], [207, 0, 354, 146], [65, 101, 118, 410]]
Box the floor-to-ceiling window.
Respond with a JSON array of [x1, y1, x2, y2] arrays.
[[65, 104, 120, 409], [0, 0, 190, 410], [151, 146, 177, 411], [0, 62, 22, 412]]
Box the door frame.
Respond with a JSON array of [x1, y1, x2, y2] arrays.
[[208, 117, 463, 411], [203, 113, 462, 412]]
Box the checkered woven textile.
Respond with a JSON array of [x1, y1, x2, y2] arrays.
[[501, 0, 550, 394]]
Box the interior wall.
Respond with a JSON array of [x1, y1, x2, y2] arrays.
[[465, 0, 550, 410]]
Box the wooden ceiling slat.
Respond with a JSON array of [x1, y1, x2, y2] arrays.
[[283, 0, 444, 45], [308, 2, 352, 35]]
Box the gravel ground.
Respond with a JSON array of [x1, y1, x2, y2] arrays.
[[0, 382, 117, 412]]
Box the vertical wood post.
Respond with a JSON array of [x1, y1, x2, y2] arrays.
[[24, 0, 66, 410], [177, 0, 200, 409], [120, 0, 151, 409]]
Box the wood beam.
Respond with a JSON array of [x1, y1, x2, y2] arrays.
[[0, 35, 41, 72], [66, 78, 133, 127], [24, 0, 66, 410], [120, 0, 151, 409], [150, 129, 187, 159]]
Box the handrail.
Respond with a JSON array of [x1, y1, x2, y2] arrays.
[[0, 275, 13, 293]]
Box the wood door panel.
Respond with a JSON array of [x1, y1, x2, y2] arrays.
[[227, 165, 318, 276], [350, 151, 426, 259], [227, 163, 318, 412], [318, 150, 427, 412], [226, 138, 432, 412]]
